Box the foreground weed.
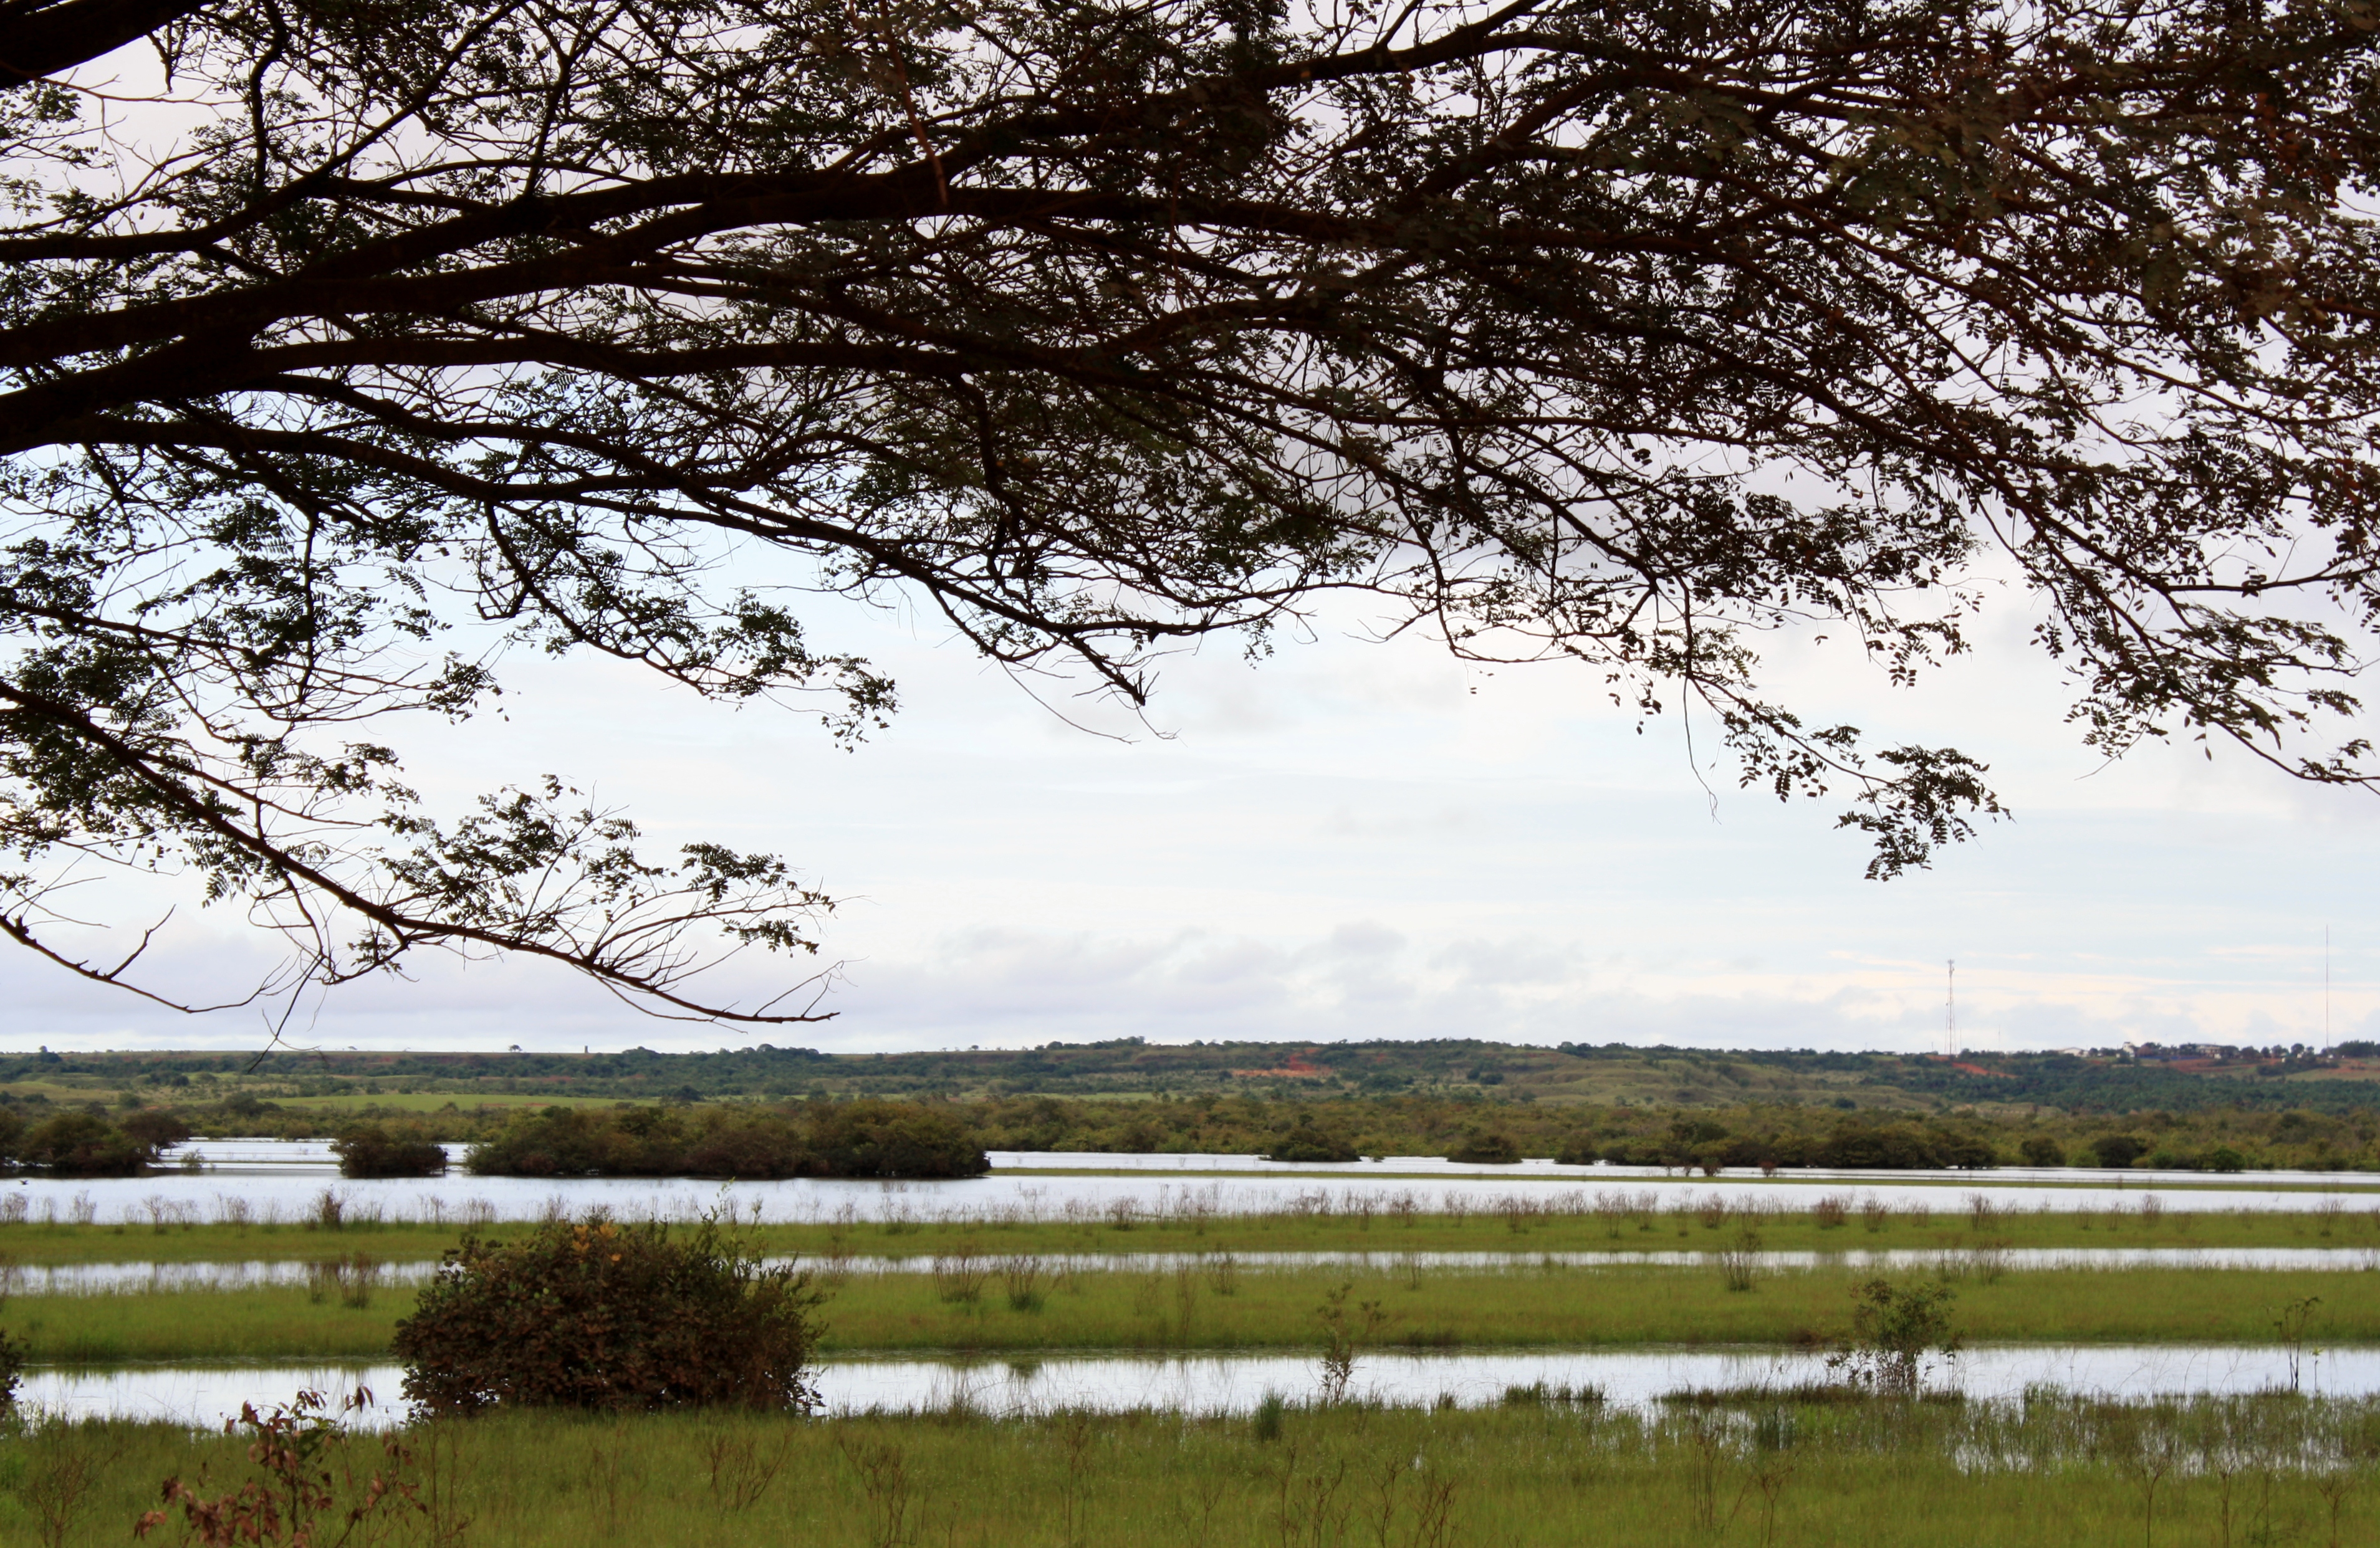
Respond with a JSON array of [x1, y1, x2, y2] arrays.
[[14, 1420, 122, 1548], [133, 1389, 425, 1548], [841, 1434, 916, 1548]]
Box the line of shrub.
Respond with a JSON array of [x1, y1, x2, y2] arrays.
[[0, 1107, 190, 1175], [1572, 1117, 2000, 1172], [463, 1098, 989, 1180]]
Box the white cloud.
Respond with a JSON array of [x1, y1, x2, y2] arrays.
[[2, 595, 2373, 1055]]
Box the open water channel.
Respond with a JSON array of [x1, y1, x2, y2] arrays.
[[20, 1344, 2379, 1429], [0, 1140, 2369, 1230]]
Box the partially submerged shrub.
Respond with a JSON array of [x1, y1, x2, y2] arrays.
[[117, 1109, 193, 1155], [331, 1124, 449, 1178], [804, 1100, 987, 1179], [394, 1214, 822, 1415], [466, 1099, 987, 1180], [14, 1112, 158, 1175], [1264, 1118, 1358, 1164], [1446, 1130, 1521, 1165], [2090, 1134, 2146, 1169], [1828, 1278, 1960, 1397]]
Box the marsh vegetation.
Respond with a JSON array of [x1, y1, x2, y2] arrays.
[[7, 1391, 2378, 1547]]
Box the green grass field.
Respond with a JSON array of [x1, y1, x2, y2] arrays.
[[3, 1394, 2374, 1547], [7, 1264, 2376, 1364]]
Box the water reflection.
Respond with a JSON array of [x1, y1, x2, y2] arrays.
[[21, 1344, 2380, 1428], [0, 1142, 2362, 1231], [12, 1245, 2376, 1296]]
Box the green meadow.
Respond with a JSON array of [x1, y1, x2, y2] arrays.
[[7, 1263, 2377, 1364], [5, 1395, 2378, 1548]]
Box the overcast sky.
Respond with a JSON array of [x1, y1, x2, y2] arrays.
[[6, 32, 2373, 1059], [6, 565, 2374, 1058]]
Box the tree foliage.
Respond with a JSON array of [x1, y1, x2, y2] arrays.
[[4, 0, 2379, 1016], [329, 1120, 448, 1177], [1, 1106, 186, 1172], [463, 1096, 989, 1177]]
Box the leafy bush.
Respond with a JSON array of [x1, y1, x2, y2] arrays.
[[466, 1099, 986, 1180], [331, 1124, 449, 1178], [1264, 1118, 1357, 1163], [2018, 1135, 2066, 1167], [1801, 1120, 2000, 1170], [14, 1112, 156, 1175], [118, 1109, 193, 1154], [394, 1215, 821, 1415], [1446, 1130, 1521, 1164], [2090, 1134, 2146, 1169], [804, 1100, 987, 1178], [1828, 1279, 1960, 1397]]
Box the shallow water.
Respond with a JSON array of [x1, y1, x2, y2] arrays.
[[21, 1344, 2379, 1428], [0, 1142, 2367, 1231], [12, 1244, 2378, 1296]]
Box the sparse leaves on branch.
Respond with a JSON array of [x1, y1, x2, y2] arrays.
[[3, 0, 2379, 1016]]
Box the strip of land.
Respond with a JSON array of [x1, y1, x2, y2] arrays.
[[12, 1266, 2376, 1364], [4, 1201, 2376, 1264]]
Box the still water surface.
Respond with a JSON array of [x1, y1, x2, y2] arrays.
[[21, 1344, 2378, 1428], [11, 1245, 2378, 1296], [0, 1142, 2366, 1229]]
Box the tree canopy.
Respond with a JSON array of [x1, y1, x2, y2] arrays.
[[2, 0, 2377, 1021]]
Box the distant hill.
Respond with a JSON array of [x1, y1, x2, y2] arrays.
[[4, 1039, 2376, 1116]]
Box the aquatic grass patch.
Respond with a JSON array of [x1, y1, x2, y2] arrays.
[[4, 1393, 2380, 1547]]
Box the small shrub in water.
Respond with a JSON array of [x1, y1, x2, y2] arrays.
[[1445, 1130, 1521, 1165], [332, 1125, 448, 1178], [1828, 1278, 1960, 1397]]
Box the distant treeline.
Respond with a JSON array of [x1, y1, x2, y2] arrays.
[[460, 1092, 2380, 1175], [7, 1089, 2374, 1179], [943, 1092, 2376, 1172], [465, 1100, 989, 1180], [9, 1036, 2380, 1114]]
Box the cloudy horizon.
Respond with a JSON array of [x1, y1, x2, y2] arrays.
[[3, 585, 2373, 1059]]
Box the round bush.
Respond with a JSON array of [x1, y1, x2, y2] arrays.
[[393, 1215, 821, 1415], [333, 1124, 449, 1178], [1446, 1130, 1522, 1165], [1265, 1119, 1358, 1163]]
